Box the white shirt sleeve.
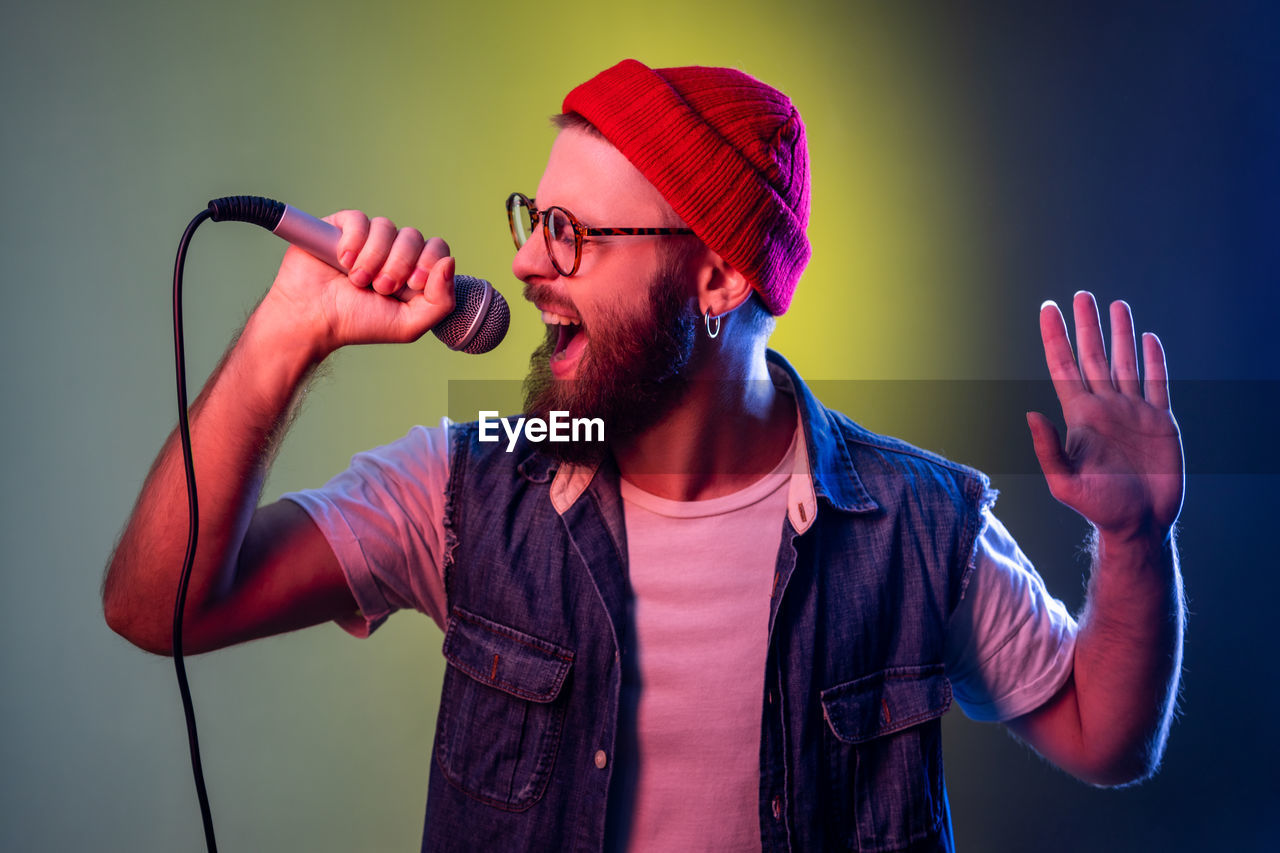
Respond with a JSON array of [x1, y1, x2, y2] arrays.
[[280, 419, 452, 637], [945, 508, 1078, 722]]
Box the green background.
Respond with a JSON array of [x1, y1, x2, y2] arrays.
[[2, 1, 1274, 850]]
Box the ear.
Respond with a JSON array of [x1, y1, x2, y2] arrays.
[[694, 248, 755, 318]]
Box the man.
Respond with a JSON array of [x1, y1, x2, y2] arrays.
[[104, 60, 1185, 851]]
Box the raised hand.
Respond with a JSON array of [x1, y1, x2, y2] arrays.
[[1026, 291, 1184, 542]]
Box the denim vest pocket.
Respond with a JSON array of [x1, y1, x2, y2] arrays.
[[821, 665, 951, 852], [435, 607, 575, 812]]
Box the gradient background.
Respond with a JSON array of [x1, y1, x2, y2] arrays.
[[2, 1, 1275, 850]]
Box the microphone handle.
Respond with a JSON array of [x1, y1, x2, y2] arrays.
[[204, 195, 509, 354], [206, 195, 469, 301], [277, 205, 466, 304], [272, 205, 350, 273], [267, 206, 498, 350]]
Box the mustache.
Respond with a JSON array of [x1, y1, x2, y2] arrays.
[[522, 282, 578, 318]]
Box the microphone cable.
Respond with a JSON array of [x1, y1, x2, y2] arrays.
[[164, 196, 506, 852], [170, 206, 218, 853], [167, 197, 338, 851]]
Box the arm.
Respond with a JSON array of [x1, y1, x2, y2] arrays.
[[1007, 291, 1185, 786], [102, 213, 456, 655]]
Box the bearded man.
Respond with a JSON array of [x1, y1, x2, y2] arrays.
[[104, 60, 1185, 852]]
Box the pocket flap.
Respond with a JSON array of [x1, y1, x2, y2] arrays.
[[443, 607, 574, 703], [821, 664, 951, 744]]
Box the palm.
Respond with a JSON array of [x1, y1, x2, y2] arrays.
[[1028, 293, 1184, 539]]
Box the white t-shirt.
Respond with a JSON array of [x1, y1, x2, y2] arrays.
[[284, 420, 1076, 850]]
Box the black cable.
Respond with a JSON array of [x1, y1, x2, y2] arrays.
[[171, 207, 218, 853]]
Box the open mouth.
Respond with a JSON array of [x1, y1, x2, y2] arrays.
[[554, 323, 580, 359], [542, 309, 587, 374]]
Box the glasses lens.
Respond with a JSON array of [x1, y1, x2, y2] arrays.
[[545, 207, 578, 275], [508, 194, 534, 248]]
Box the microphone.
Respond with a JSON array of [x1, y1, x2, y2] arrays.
[[206, 195, 509, 354]]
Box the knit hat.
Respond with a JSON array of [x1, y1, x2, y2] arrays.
[[562, 59, 810, 315]]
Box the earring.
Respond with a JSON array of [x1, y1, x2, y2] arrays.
[[704, 307, 721, 340]]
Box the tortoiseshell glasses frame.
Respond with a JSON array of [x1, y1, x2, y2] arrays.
[[506, 192, 694, 277]]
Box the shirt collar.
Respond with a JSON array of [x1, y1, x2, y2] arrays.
[[766, 350, 878, 531], [535, 349, 879, 524]]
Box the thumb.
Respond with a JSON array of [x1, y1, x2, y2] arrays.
[[397, 257, 457, 340], [1026, 411, 1073, 485]]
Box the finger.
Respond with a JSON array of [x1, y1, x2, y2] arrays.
[[1109, 299, 1141, 397], [1142, 331, 1171, 409], [1073, 290, 1111, 392], [350, 216, 397, 290], [1040, 300, 1086, 406], [327, 210, 370, 272], [372, 227, 426, 296], [1026, 411, 1074, 501], [391, 257, 457, 342], [407, 237, 453, 293]]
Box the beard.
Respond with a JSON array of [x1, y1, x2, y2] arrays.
[[522, 265, 699, 465]]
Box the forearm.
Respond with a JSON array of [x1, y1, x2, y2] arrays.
[[1015, 293, 1185, 784], [102, 303, 323, 654], [1070, 525, 1185, 782]]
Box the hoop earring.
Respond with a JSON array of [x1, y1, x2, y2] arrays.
[[704, 307, 721, 340]]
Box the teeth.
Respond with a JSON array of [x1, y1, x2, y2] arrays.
[[540, 310, 581, 326]]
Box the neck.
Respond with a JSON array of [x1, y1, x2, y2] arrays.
[[613, 345, 796, 501]]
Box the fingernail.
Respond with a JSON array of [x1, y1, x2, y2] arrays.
[[373, 274, 394, 293], [340, 250, 356, 270], [408, 267, 428, 288], [349, 268, 371, 287], [1040, 299, 1056, 311]]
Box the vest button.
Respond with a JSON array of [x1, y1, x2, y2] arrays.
[[772, 795, 782, 820], [594, 749, 608, 769]]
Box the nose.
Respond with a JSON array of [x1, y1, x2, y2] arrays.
[[511, 225, 558, 283]]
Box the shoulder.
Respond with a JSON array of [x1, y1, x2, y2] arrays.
[[821, 406, 994, 507], [769, 350, 991, 505], [836, 409, 985, 476]]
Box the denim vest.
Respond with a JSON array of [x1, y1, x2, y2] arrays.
[[423, 351, 993, 852]]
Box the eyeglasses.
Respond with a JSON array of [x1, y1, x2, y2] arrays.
[[506, 192, 694, 277]]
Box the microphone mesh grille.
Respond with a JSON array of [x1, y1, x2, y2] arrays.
[[432, 275, 510, 354]]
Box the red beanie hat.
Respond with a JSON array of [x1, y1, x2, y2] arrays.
[[562, 59, 810, 315]]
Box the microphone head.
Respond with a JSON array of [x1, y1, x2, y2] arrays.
[[432, 275, 510, 354]]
